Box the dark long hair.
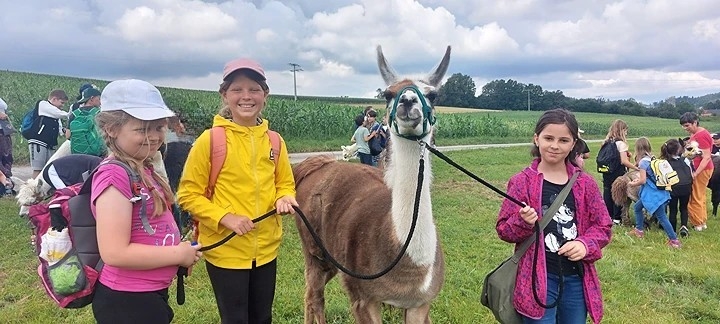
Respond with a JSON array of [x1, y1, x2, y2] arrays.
[[531, 108, 581, 167]]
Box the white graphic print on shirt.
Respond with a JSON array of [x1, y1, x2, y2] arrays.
[[544, 204, 577, 252]]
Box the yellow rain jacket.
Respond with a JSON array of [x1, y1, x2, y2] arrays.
[[177, 115, 296, 269]]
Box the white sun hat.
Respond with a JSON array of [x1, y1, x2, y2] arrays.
[[100, 79, 174, 121]]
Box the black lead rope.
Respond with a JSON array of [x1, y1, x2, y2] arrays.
[[531, 223, 564, 310], [178, 141, 529, 304], [177, 158, 425, 304], [292, 157, 425, 280], [176, 209, 278, 305], [422, 142, 526, 207]]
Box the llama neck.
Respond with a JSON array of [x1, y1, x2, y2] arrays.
[[385, 133, 437, 266]]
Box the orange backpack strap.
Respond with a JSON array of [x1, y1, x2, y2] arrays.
[[205, 126, 227, 198], [267, 130, 282, 167]]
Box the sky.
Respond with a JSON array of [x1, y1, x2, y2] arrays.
[[1, 0, 720, 104]]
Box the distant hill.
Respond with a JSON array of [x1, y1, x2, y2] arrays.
[[668, 92, 720, 107]]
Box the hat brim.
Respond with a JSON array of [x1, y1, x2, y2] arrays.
[[121, 107, 175, 121], [223, 67, 266, 81]]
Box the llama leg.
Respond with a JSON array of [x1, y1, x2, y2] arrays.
[[350, 299, 382, 324], [303, 259, 336, 324], [404, 304, 432, 324]]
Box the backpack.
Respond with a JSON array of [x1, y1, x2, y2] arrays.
[[21, 100, 41, 139], [69, 107, 106, 156], [27, 159, 152, 308], [190, 126, 282, 242], [667, 157, 693, 196], [596, 140, 621, 174], [649, 157, 679, 191], [369, 123, 384, 156]]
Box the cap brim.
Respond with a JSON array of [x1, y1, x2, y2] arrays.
[[223, 67, 266, 81], [121, 107, 175, 121]]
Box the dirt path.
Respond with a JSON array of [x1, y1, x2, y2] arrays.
[[11, 140, 604, 181]]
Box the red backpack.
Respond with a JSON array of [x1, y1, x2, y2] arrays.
[[27, 159, 151, 308]]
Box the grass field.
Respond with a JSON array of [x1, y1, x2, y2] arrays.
[[2, 138, 720, 323]]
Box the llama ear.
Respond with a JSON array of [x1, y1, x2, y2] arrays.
[[427, 46, 451, 87], [376, 45, 398, 86]]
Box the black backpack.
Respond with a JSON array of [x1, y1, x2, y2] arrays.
[[667, 158, 693, 196], [596, 140, 621, 174]]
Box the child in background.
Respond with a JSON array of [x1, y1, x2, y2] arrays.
[[351, 109, 379, 166], [627, 137, 681, 248], [665, 139, 693, 238], [496, 109, 612, 323], [91, 79, 202, 324]]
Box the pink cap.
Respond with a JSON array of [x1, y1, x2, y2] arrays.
[[222, 58, 266, 81]]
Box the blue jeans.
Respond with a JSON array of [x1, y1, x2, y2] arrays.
[[633, 200, 677, 240], [523, 274, 586, 324], [358, 152, 373, 166]]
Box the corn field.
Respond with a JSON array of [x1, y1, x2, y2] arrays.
[[3, 70, 720, 161]]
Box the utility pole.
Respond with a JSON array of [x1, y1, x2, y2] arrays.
[[288, 63, 303, 101]]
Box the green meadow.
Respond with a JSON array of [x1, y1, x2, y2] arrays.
[[2, 138, 720, 323]]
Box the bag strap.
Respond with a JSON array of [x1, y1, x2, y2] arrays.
[[511, 171, 580, 263], [206, 126, 227, 199], [80, 159, 155, 235], [205, 127, 282, 198]]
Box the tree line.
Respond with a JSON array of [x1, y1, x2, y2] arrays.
[[426, 73, 715, 119]]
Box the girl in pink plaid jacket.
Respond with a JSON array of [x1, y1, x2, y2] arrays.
[[497, 109, 612, 323]]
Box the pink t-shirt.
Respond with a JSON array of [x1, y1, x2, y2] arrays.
[[91, 163, 180, 292], [691, 128, 714, 171]]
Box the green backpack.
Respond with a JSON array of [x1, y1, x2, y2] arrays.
[[69, 107, 105, 156]]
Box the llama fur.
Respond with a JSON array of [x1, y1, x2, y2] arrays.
[[611, 169, 640, 225], [291, 45, 450, 324]]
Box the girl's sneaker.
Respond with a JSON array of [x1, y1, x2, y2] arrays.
[[667, 239, 681, 248], [627, 228, 644, 238]]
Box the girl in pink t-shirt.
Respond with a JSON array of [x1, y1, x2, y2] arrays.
[[90, 80, 201, 324]]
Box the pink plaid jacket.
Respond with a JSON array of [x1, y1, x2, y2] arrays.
[[496, 159, 612, 323]]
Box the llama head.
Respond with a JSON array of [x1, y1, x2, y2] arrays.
[[14, 176, 49, 207], [377, 45, 450, 141], [679, 137, 702, 159]]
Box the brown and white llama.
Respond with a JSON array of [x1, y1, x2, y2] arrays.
[[292, 45, 450, 324]]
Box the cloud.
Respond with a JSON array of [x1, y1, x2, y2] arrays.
[[1, 0, 720, 104], [112, 1, 236, 42]]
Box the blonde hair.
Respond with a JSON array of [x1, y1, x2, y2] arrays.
[[95, 110, 173, 217], [634, 137, 653, 162], [605, 119, 628, 142]]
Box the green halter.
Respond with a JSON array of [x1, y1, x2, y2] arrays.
[[388, 85, 436, 141]]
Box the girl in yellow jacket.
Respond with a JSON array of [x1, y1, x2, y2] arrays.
[[177, 58, 297, 324]]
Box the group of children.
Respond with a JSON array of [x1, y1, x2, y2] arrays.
[[17, 58, 299, 323]]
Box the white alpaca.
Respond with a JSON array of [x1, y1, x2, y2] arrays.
[[341, 143, 358, 161], [15, 140, 168, 214]]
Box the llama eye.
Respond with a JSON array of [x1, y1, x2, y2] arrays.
[[383, 90, 396, 101], [425, 92, 437, 102]]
